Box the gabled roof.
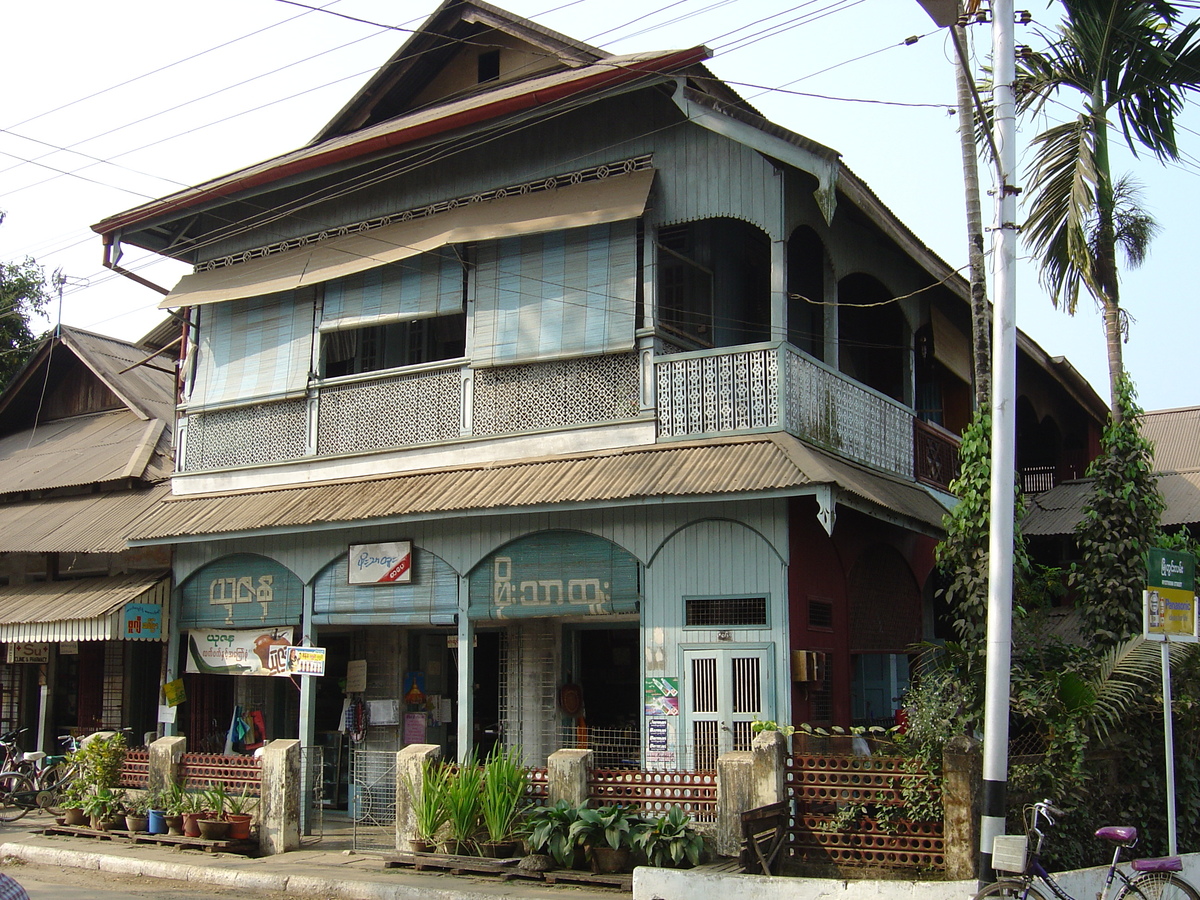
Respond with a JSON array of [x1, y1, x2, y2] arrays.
[[0, 326, 175, 495], [315, 0, 610, 142]]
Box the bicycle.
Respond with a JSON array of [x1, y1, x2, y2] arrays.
[[0, 734, 86, 823], [975, 800, 1200, 900]]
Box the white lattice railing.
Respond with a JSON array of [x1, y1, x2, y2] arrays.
[[655, 343, 915, 479]]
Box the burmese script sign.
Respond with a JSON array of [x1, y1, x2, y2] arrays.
[[185, 627, 295, 676], [1145, 548, 1198, 642], [348, 542, 413, 584]]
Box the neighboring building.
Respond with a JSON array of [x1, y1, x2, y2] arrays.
[[0, 324, 176, 750], [1025, 405, 1200, 561], [93, 0, 1105, 770]]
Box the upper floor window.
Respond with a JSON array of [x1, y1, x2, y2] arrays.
[[322, 312, 466, 378]]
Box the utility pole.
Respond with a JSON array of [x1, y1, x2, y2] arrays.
[[916, 0, 1018, 879]]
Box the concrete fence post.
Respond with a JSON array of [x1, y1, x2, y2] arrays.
[[148, 735, 185, 794], [715, 729, 786, 858], [259, 739, 301, 856], [395, 743, 443, 851], [547, 748, 593, 808], [942, 733, 982, 880]]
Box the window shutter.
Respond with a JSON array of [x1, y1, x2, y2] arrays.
[[472, 220, 637, 367], [322, 248, 462, 329]]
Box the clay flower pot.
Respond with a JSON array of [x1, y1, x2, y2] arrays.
[[164, 813, 185, 835], [225, 813, 253, 841], [124, 814, 150, 833], [182, 811, 203, 837], [198, 817, 231, 840], [62, 808, 87, 827]]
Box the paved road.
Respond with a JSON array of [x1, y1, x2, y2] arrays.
[[0, 863, 293, 900]]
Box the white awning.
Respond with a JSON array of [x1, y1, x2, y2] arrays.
[[162, 168, 656, 308], [0, 573, 170, 643]]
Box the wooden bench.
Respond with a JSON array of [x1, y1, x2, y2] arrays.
[[740, 800, 789, 876]]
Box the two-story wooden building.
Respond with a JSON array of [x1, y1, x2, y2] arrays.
[[95, 0, 1104, 769]]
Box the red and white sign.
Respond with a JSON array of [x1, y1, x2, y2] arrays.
[[348, 541, 413, 584]]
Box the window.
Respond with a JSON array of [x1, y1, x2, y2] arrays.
[[657, 224, 714, 346], [685, 596, 767, 627], [322, 312, 466, 378], [477, 49, 501, 83]]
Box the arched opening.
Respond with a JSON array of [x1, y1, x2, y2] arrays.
[[1017, 395, 1065, 493], [837, 273, 908, 404], [657, 217, 770, 348], [787, 225, 826, 360]]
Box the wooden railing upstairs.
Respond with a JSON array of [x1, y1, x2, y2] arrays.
[[913, 418, 961, 492]]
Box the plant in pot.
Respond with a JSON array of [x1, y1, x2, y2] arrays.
[[198, 784, 232, 840], [569, 804, 640, 874], [81, 787, 125, 831], [522, 800, 585, 869], [179, 789, 206, 838], [402, 760, 451, 854], [58, 781, 88, 827], [224, 785, 257, 841], [479, 746, 528, 858], [162, 783, 187, 835], [71, 733, 127, 794], [442, 760, 483, 856], [123, 792, 152, 833], [631, 806, 705, 868]]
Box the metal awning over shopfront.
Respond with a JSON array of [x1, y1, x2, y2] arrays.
[[0, 571, 170, 643]]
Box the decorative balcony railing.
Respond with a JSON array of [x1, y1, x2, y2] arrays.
[[178, 342, 957, 492], [656, 343, 916, 481]]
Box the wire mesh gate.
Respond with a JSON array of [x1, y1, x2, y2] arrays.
[[350, 749, 398, 853]]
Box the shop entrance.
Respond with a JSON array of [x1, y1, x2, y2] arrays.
[[566, 626, 639, 767]]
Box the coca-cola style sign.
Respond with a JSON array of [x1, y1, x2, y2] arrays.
[[348, 541, 413, 585]]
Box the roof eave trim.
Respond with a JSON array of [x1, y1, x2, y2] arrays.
[[93, 46, 710, 241]]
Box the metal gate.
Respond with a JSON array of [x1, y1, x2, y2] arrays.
[[350, 749, 398, 853]]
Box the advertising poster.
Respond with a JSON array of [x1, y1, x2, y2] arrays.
[[185, 627, 295, 676], [162, 678, 186, 707], [644, 676, 680, 716], [283, 646, 327, 676], [123, 603, 164, 640]]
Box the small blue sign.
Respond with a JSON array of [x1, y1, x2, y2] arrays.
[[123, 603, 164, 641]]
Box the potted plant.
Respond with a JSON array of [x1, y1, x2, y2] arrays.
[[402, 760, 451, 853], [180, 789, 206, 838], [198, 784, 231, 840], [569, 804, 640, 874], [224, 785, 257, 841], [58, 780, 88, 827], [144, 787, 169, 835], [442, 760, 483, 855], [479, 747, 527, 857], [162, 783, 187, 835], [522, 800, 585, 869], [81, 787, 125, 831], [123, 792, 152, 833], [631, 806, 705, 868]]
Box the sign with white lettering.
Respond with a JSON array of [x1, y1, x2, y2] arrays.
[[179, 555, 302, 629], [1146, 548, 1198, 642], [347, 541, 413, 584], [467, 531, 640, 620], [185, 627, 295, 676]]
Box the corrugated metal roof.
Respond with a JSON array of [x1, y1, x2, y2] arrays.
[[1142, 407, 1200, 473], [0, 410, 164, 496], [60, 325, 177, 426], [0, 572, 168, 643], [0, 483, 171, 553], [130, 435, 950, 543], [1025, 406, 1200, 536]]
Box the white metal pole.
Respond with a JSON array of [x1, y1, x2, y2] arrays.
[[1162, 640, 1177, 855], [981, 0, 1018, 878]]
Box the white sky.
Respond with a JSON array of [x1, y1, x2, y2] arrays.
[[1, 0, 1197, 413]]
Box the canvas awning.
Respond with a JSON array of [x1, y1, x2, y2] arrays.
[[161, 168, 655, 308], [0, 572, 170, 643]]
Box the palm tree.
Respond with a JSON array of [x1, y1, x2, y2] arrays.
[[1018, 0, 1200, 420]]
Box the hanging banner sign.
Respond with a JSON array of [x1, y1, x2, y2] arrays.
[[123, 603, 164, 640], [1145, 548, 1198, 642], [348, 541, 413, 584], [282, 646, 326, 676], [163, 678, 187, 707], [185, 627, 295, 676]]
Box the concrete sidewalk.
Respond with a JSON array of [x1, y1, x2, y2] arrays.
[[0, 816, 625, 900]]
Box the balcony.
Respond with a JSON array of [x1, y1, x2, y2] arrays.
[[177, 342, 960, 493]]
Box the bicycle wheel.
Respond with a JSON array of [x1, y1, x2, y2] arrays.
[[1120, 872, 1200, 900], [0, 771, 35, 823], [974, 878, 1049, 900]]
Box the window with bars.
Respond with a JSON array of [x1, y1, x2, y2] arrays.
[[685, 596, 767, 628], [101, 643, 124, 728], [808, 597, 834, 630]]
